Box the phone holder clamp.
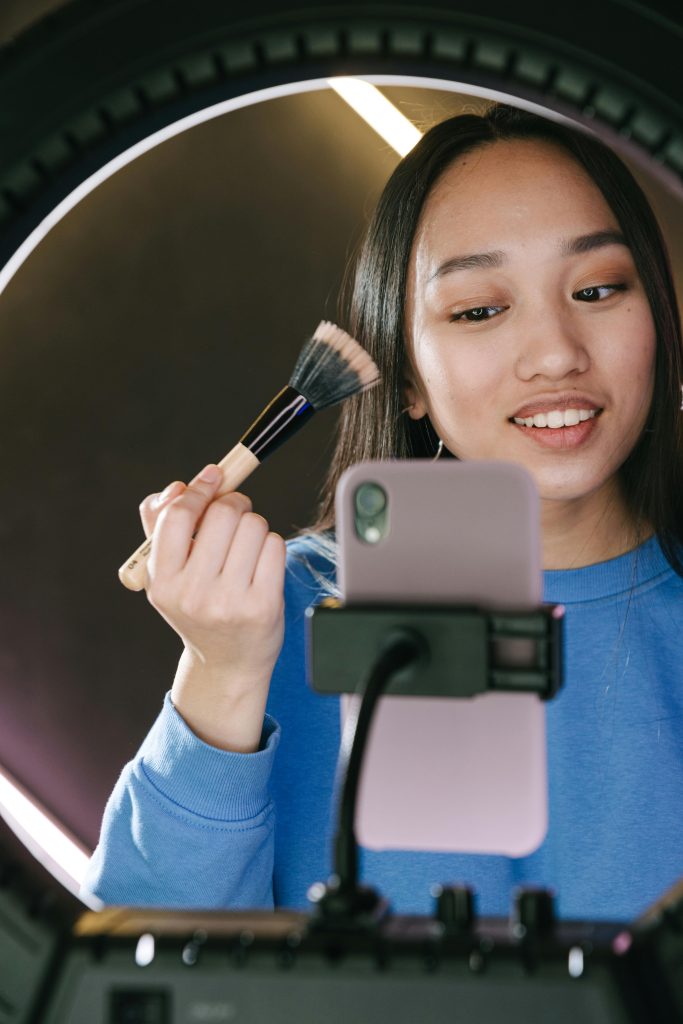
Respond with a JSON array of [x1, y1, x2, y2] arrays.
[[307, 600, 564, 701], [304, 601, 564, 934]]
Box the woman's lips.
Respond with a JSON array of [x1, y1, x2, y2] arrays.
[[510, 395, 603, 419], [509, 410, 602, 449]]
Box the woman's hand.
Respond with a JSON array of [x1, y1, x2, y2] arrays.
[[139, 464, 286, 752]]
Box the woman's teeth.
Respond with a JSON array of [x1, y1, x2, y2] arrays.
[[512, 409, 598, 429]]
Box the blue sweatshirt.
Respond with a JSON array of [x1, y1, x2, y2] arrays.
[[84, 534, 683, 922]]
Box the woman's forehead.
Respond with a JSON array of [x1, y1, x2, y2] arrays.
[[403, 138, 628, 313], [415, 138, 618, 261], [427, 137, 594, 199]]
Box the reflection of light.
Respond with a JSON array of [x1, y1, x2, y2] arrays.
[[612, 930, 633, 955], [135, 933, 156, 967], [327, 78, 422, 156], [567, 946, 584, 978], [0, 764, 100, 908]]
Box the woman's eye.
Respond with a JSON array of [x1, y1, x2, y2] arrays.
[[573, 283, 627, 302], [449, 305, 506, 323]]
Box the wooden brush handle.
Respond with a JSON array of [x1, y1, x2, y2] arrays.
[[118, 442, 260, 591]]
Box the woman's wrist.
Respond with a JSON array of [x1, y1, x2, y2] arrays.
[[170, 648, 272, 753]]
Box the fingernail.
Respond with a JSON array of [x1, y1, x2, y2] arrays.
[[196, 464, 220, 484]]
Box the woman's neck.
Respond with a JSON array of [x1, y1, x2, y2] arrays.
[[541, 479, 650, 570]]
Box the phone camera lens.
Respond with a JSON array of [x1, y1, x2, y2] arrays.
[[354, 483, 386, 517]]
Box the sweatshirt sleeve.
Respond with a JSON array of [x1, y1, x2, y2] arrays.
[[81, 693, 280, 909], [81, 535, 334, 911]]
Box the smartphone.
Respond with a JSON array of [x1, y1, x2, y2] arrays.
[[335, 459, 547, 857]]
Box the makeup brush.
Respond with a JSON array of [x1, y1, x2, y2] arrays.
[[119, 321, 380, 591]]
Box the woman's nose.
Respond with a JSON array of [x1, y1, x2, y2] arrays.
[[514, 310, 590, 382]]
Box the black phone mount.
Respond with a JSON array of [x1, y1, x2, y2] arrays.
[[308, 599, 564, 700], [305, 599, 564, 929]]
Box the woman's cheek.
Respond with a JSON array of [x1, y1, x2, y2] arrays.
[[427, 341, 505, 407], [419, 352, 497, 456]]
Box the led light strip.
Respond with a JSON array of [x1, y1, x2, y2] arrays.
[[327, 77, 422, 155], [0, 765, 101, 908]]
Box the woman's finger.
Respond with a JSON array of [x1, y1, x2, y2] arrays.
[[139, 481, 186, 538], [150, 464, 226, 579], [217, 511, 270, 590], [251, 531, 287, 599], [183, 492, 254, 582]]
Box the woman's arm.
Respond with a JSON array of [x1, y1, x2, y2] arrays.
[[82, 465, 288, 907], [82, 694, 279, 908], [143, 465, 286, 754]]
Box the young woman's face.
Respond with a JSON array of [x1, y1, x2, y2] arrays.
[[404, 139, 656, 506]]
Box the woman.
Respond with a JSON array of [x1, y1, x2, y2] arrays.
[[84, 104, 683, 921]]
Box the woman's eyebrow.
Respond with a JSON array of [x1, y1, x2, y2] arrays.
[[430, 250, 505, 280], [560, 229, 628, 256], [429, 230, 628, 282]]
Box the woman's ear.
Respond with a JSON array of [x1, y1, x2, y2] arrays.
[[403, 375, 428, 420]]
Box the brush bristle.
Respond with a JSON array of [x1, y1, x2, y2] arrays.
[[289, 321, 380, 411]]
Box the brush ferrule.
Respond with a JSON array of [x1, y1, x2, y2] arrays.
[[240, 385, 315, 460]]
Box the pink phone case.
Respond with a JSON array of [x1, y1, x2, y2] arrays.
[[336, 460, 547, 857]]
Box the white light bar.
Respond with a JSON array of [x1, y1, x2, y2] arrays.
[[0, 765, 100, 908], [327, 77, 423, 156]]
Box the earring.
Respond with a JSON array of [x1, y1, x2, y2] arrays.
[[432, 438, 444, 461]]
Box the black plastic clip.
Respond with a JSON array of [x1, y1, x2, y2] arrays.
[[307, 601, 563, 701]]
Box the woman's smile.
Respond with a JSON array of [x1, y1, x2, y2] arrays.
[[509, 407, 602, 449], [506, 391, 603, 448]]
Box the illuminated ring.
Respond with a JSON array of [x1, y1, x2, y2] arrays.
[[0, 0, 680, 295]]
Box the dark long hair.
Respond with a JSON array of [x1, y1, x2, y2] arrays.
[[309, 103, 683, 575]]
